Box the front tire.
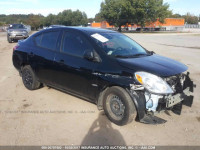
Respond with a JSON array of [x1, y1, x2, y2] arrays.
[[22, 65, 40, 90], [7, 36, 12, 43], [103, 86, 137, 126]]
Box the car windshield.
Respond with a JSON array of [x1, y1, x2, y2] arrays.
[[9, 24, 25, 29], [91, 32, 148, 58]]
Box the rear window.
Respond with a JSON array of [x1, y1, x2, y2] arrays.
[[35, 31, 60, 51]]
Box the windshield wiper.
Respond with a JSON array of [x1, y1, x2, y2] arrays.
[[114, 53, 149, 58], [125, 53, 149, 57], [113, 55, 130, 58], [134, 53, 149, 56]]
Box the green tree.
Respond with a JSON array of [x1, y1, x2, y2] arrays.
[[183, 13, 199, 24], [71, 10, 87, 26], [100, 0, 171, 31], [57, 9, 73, 25], [44, 14, 57, 26], [88, 13, 104, 24], [94, 13, 104, 22], [0, 22, 5, 26], [170, 13, 182, 18], [0, 14, 30, 24], [0, 9, 88, 28], [133, 0, 171, 30], [26, 14, 43, 30], [100, 0, 135, 31], [88, 18, 95, 23], [54, 9, 87, 26]]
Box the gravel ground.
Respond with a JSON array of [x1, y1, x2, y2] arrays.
[[0, 31, 200, 146]]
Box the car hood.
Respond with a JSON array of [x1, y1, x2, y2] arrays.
[[117, 54, 188, 77]]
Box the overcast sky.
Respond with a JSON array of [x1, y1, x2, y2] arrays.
[[0, 0, 199, 18]]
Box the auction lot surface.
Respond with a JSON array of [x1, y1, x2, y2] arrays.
[[0, 32, 200, 146]]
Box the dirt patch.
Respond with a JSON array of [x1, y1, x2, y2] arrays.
[[190, 34, 200, 36], [23, 104, 31, 108], [197, 117, 200, 122]]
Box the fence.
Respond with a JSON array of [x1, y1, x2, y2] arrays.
[[185, 24, 200, 28]]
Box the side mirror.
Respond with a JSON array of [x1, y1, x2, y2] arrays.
[[83, 51, 101, 62], [149, 51, 155, 55]]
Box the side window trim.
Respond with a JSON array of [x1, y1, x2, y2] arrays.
[[56, 30, 63, 52]]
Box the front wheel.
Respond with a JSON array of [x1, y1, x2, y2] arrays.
[[22, 65, 41, 90], [7, 36, 12, 43], [103, 86, 137, 126]]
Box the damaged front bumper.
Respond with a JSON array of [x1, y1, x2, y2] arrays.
[[130, 72, 195, 125]]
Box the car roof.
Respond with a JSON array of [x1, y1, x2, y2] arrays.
[[46, 26, 117, 34]]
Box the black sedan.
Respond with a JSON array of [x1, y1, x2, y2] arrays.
[[12, 27, 195, 125]]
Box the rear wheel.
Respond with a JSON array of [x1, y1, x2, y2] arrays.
[[103, 86, 137, 126], [22, 65, 40, 90]]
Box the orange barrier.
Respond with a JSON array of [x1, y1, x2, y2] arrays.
[[146, 18, 185, 27], [91, 18, 185, 28], [91, 21, 114, 28], [91, 22, 101, 28]]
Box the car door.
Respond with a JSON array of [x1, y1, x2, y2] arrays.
[[28, 29, 61, 85], [53, 30, 100, 100]]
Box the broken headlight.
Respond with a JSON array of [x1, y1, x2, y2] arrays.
[[135, 72, 174, 94]]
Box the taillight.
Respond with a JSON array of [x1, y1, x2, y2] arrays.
[[13, 45, 19, 51]]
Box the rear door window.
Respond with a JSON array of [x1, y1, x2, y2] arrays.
[[61, 31, 93, 57], [35, 31, 60, 51]]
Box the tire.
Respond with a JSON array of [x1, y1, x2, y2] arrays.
[[7, 36, 12, 43], [22, 65, 40, 90], [103, 86, 137, 126]]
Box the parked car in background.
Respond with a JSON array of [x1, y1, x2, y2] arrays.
[[12, 27, 195, 125], [7, 24, 29, 43]]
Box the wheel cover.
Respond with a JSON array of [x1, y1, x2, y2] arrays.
[[107, 94, 125, 120], [23, 69, 33, 87]]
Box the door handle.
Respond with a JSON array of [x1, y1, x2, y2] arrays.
[[29, 52, 34, 57]]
